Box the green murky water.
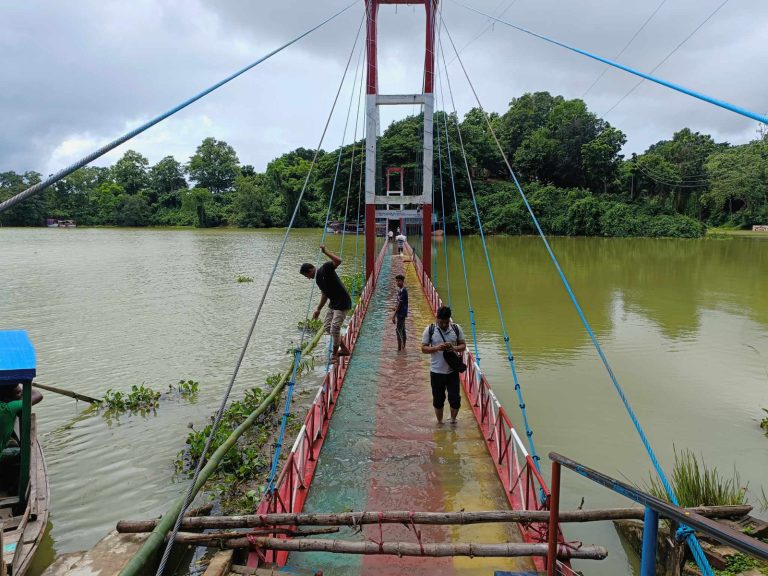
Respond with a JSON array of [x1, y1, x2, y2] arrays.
[[1, 228, 766, 575]]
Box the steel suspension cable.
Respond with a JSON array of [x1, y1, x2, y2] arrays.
[[440, 17, 715, 576], [435, 49, 480, 362], [435, 104, 452, 307], [0, 2, 357, 215], [581, 0, 668, 98], [154, 13, 365, 576], [603, 0, 730, 117], [437, 28, 540, 468], [264, 17, 367, 500], [452, 0, 767, 125]]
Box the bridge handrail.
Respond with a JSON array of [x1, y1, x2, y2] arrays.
[[549, 452, 768, 562]]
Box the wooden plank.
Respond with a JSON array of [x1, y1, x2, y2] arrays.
[[203, 550, 233, 576]]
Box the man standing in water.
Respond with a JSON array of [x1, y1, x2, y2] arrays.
[[395, 231, 407, 255], [391, 274, 408, 351], [300, 245, 352, 364], [421, 306, 466, 424]]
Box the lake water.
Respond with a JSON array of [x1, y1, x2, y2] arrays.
[[1, 228, 766, 575]]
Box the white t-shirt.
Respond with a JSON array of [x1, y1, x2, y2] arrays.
[[388, 231, 394, 238], [396, 234, 406, 246], [422, 323, 465, 374]]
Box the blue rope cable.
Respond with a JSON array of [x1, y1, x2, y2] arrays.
[[435, 103, 452, 307], [453, 0, 767, 126], [435, 59, 480, 362], [440, 18, 714, 576], [0, 2, 358, 215], [437, 33, 540, 470], [265, 350, 302, 493], [155, 12, 364, 576]]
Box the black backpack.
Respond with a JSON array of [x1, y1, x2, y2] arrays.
[[428, 323, 467, 373]]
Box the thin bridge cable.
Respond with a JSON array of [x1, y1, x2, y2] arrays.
[[264, 18, 366, 498], [435, 48, 480, 362], [447, 0, 519, 67], [0, 2, 357, 215], [437, 26, 540, 468], [440, 16, 715, 576], [351, 92, 368, 302], [581, 0, 668, 97], [603, 0, 730, 117], [452, 0, 767, 125], [435, 104, 452, 307], [154, 12, 365, 576]]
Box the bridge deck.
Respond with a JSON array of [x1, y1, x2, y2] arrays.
[[286, 251, 535, 575]]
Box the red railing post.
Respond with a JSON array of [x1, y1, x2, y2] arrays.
[[547, 460, 562, 576]]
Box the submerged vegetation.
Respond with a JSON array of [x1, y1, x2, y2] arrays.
[[761, 409, 768, 435], [645, 449, 747, 508], [3, 92, 766, 236], [236, 275, 253, 283]]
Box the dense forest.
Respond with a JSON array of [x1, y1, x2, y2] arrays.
[[2, 91, 766, 237]]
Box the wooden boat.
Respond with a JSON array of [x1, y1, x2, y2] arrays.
[[1, 330, 49, 576]]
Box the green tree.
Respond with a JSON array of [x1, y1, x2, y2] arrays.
[[498, 92, 564, 160], [703, 140, 768, 226], [232, 174, 275, 227], [265, 149, 318, 227], [116, 194, 151, 226], [112, 150, 149, 195], [0, 171, 46, 226], [149, 156, 187, 206], [187, 137, 240, 193], [582, 126, 626, 193]]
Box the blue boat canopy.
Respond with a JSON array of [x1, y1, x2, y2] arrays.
[[0, 330, 37, 384]]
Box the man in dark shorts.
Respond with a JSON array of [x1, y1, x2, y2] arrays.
[[391, 274, 408, 351], [421, 306, 466, 424], [300, 245, 352, 363]]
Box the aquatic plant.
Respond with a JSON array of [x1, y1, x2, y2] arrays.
[[103, 384, 161, 412], [713, 552, 765, 576], [298, 318, 322, 332], [169, 379, 200, 398], [760, 409, 768, 435], [645, 448, 747, 508], [236, 275, 254, 283]]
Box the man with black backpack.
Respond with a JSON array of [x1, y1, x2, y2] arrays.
[[421, 306, 466, 425]]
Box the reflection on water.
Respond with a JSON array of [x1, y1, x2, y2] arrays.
[[1, 229, 767, 576]]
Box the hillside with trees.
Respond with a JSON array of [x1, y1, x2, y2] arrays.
[[2, 92, 766, 237]]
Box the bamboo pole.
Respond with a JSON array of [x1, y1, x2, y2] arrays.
[[33, 382, 102, 404], [116, 505, 753, 533], [244, 536, 609, 559], [169, 527, 339, 546], [118, 325, 326, 576]]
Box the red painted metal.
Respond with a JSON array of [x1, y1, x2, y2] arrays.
[[408, 243, 569, 574], [547, 461, 562, 576], [366, 0, 378, 95], [366, 204, 377, 279], [249, 241, 389, 567], [421, 203, 432, 283]]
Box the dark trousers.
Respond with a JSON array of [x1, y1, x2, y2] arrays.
[[395, 315, 406, 347], [430, 371, 461, 409]]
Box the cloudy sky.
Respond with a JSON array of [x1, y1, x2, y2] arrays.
[[2, 0, 766, 177]]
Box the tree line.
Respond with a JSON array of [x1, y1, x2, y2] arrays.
[[2, 91, 766, 237]]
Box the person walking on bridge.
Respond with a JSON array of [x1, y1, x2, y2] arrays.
[[391, 274, 408, 351], [395, 231, 406, 255], [421, 306, 466, 424], [300, 245, 352, 364]]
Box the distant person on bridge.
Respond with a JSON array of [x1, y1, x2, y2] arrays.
[[395, 232, 406, 255], [392, 274, 409, 351], [300, 245, 352, 364], [421, 306, 466, 425]]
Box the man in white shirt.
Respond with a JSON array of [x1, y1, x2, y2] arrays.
[[421, 306, 466, 424], [395, 232, 406, 255]]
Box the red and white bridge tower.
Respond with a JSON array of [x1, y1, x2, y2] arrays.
[[364, 0, 436, 281]]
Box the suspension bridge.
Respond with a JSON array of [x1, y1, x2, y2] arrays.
[[4, 1, 768, 576]]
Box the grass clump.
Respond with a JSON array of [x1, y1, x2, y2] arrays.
[[646, 448, 747, 507], [714, 552, 766, 576], [236, 275, 254, 283]]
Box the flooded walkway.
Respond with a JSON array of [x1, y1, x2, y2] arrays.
[[287, 251, 535, 575]]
